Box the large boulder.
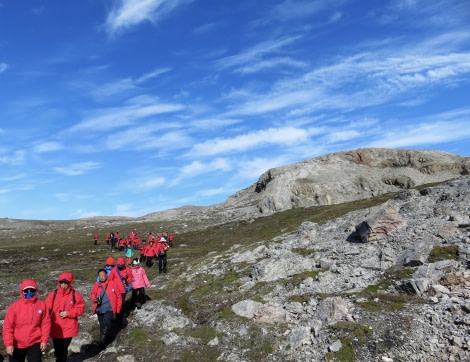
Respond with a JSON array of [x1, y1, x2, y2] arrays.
[[355, 200, 406, 243]]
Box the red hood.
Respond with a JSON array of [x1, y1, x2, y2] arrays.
[[19, 279, 38, 300], [57, 271, 74, 286]]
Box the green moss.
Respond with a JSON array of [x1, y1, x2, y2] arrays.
[[357, 294, 411, 312], [286, 294, 310, 304], [292, 247, 316, 257], [429, 245, 459, 263], [188, 326, 218, 343], [326, 337, 356, 362], [128, 328, 149, 349]]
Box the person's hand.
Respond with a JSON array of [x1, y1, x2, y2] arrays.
[[59, 311, 68, 318], [6, 346, 14, 355], [40, 343, 46, 352]]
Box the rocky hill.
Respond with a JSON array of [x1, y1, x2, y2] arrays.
[[0, 148, 470, 361], [220, 147, 469, 216]]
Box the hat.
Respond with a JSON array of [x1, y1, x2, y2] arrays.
[[116, 257, 125, 265], [59, 279, 70, 284], [22, 285, 37, 291], [106, 257, 115, 266]]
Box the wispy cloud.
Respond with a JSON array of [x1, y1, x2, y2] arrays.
[[190, 127, 314, 156], [0, 174, 26, 182], [0, 150, 25, 165], [370, 108, 470, 148], [215, 36, 302, 72], [0, 63, 7, 73], [104, 0, 193, 36], [33, 142, 64, 153], [53, 162, 101, 176], [136, 67, 172, 83], [68, 97, 184, 133]]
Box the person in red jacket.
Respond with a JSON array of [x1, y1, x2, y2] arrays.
[[93, 234, 99, 245], [144, 241, 156, 267], [90, 269, 122, 347], [155, 237, 169, 273], [45, 272, 85, 362], [3, 279, 51, 362]]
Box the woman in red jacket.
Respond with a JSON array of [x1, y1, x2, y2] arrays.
[[45, 272, 86, 362], [90, 268, 122, 347], [155, 238, 169, 273], [2, 279, 51, 362]]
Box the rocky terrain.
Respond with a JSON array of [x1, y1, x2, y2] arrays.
[[0, 147, 470, 361]]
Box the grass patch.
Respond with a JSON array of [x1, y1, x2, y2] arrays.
[[326, 322, 372, 361], [128, 327, 149, 349], [428, 245, 459, 263], [292, 247, 316, 257], [188, 325, 219, 343]]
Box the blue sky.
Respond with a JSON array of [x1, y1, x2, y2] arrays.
[[1, 0, 469, 220]]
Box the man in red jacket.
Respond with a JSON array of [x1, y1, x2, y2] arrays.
[[155, 237, 169, 273], [45, 272, 86, 362], [3, 279, 51, 362], [90, 268, 122, 347]]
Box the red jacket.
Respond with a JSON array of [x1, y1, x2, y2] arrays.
[[90, 278, 122, 315], [114, 258, 132, 292], [2, 279, 51, 349], [143, 243, 155, 257], [155, 241, 169, 256], [45, 272, 85, 339]]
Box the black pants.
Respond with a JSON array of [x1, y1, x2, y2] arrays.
[[131, 287, 146, 306], [146, 256, 154, 267], [158, 254, 167, 272], [9, 342, 42, 362], [97, 311, 113, 339], [52, 337, 72, 362]]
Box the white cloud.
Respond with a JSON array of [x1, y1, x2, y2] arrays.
[[0, 150, 25, 165], [0, 63, 7, 73], [0, 174, 26, 181], [105, 0, 193, 36], [53, 162, 101, 176], [327, 130, 361, 143], [69, 99, 184, 133], [191, 127, 313, 156], [136, 67, 172, 83], [369, 109, 470, 148], [234, 57, 307, 74], [34, 142, 63, 153], [215, 36, 302, 71]]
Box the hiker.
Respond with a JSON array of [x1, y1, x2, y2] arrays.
[[155, 237, 169, 273], [130, 258, 150, 309], [168, 233, 174, 247], [109, 232, 116, 250], [93, 234, 99, 245], [3, 279, 51, 362], [90, 268, 122, 347], [113, 257, 132, 327], [144, 241, 156, 267], [124, 244, 134, 266], [45, 272, 85, 362], [147, 232, 154, 242]]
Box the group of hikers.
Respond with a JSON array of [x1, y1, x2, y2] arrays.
[[2, 229, 174, 362], [95, 230, 173, 273]]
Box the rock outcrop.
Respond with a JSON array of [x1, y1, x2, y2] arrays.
[[223, 148, 469, 216]]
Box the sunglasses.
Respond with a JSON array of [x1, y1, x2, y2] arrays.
[[23, 288, 37, 293]]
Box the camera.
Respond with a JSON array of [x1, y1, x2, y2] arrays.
[[95, 296, 102, 306]]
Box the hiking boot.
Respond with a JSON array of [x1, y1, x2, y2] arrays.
[[98, 334, 106, 348]]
